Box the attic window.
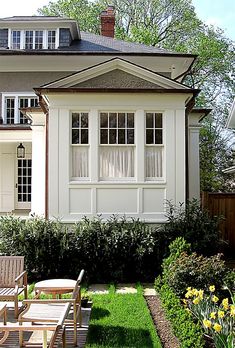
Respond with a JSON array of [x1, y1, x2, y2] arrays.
[[10, 29, 58, 49]]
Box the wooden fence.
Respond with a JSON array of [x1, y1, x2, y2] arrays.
[[201, 192, 235, 253]]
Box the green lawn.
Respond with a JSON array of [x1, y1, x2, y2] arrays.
[[85, 286, 162, 348]]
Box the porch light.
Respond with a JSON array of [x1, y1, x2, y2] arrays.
[[17, 143, 25, 158]]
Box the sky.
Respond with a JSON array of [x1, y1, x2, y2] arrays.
[[0, 0, 235, 41]]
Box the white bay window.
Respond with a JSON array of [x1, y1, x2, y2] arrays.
[[10, 29, 57, 49]]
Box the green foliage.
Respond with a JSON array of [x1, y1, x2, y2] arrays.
[[158, 199, 222, 256], [0, 215, 162, 282], [86, 287, 162, 348], [166, 252, 232, 297], [155, 282, 204, 348]]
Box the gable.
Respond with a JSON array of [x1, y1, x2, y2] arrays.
[[41, 58, 192, 91], [72, 69, 162, 89]]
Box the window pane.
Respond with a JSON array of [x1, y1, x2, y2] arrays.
[[109, 113, 117, 128], [12, 31, 21, 49], [81, 113, 88, 128], [100, 129, 108, 144], [48, 30, 56, 49], [109, 129, 117, 144], [146, 129, 154, 144], [127, 129, 134, 144], [72, 113, 80, 128], [118, 113, 125, 128], [100, 146, 134, 178], [146, 113, 154, 128], [72, 146, 89, 177], [127, 113, 134, 128], [146, 147, 163, 177], [72, 129, 79, 144], [35, 31, 43, 49], [81, 129, 88, 144], [155, 113, 162, 128], [100, 113, 108, 128], [118, 129, 125, 144], [155, 129, 163, 144]]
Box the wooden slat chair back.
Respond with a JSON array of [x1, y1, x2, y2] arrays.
[[0, 256, 24, 287], [0, 256, 27, 318]]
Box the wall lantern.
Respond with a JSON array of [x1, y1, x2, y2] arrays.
[[17, 143, 25, 158]]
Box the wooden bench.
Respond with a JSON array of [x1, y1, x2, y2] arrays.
[[0, 256, 27, 318]]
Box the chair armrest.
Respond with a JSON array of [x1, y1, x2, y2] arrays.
[[22, 298, 76, 305], [15, 271, 27, 284]]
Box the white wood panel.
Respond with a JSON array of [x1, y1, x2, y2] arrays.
[[69, 188, 92, 214], [143, 188, 166, 213], [97, 188, 138, 213]]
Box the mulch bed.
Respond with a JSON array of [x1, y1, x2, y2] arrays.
[[145, 294, 180, 348]]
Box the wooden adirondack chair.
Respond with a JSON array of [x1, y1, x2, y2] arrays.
[[18, 269, 85, 347], [0, 256, 27, 318], [0, 303, 66, 348]]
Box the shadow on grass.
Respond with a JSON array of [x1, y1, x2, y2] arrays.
[[89, 306, 110, 320], [86, 324, 156, 347]]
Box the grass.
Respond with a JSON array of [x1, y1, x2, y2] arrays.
[[85, 285, 162, 348]]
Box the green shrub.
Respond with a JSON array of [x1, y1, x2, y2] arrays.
[[158, 199, 222, 256], [155, 282, 204, 348], [166, 252, 232, 297], [0, 215, 162, 282]]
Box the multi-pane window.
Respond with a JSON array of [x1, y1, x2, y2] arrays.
[[11, 30, 21, 49], [35, 31, 43, 49], [71, 112, 89, 178], [100, 112, 135, 179], [17, 159, 32, 203], [10, 30, 58, 49], [145, 112, 163, 178], [19, 97, 39, 124], [47, 30, 56, 49], [6, 98, 15, 124], [4, 95, 39, 124], [25, 31, 34, 49]]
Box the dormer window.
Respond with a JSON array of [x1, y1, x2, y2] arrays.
[[10, 29, 58, 49]]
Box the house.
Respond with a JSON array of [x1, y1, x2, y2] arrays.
[[0, 7, 209, 222], [224, 98, 235, 174]]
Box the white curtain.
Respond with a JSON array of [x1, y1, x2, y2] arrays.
[[146, 146, 163, 178], [72, 146, 89, 178], [100, 146, 135, 178]]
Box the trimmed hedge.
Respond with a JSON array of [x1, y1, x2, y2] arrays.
[[155, 281, 205, 348]]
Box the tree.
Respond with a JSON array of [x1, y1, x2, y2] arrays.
[[38, 0, 235, 191]]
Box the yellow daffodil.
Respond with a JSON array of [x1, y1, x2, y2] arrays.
[[203, 319, 212, 329], [212, 295, 219, 303], [198, 289, 204, 300], [213, 323, 222, 332], [185, 291, 193, 298], [192, 288, 198, 296], [222, 298, 229, 310], [210, 312, 216, 319], [182, 299, 187, 304], [209, 285, 215, 292], [193, 297, 200, 305], [218, 311, 225, 318], [230, 305, 235, 316], [186, 287, 192, 291]]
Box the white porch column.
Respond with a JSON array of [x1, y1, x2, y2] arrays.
[[29, 112, 46, 216], [188, 113, 202, 200]]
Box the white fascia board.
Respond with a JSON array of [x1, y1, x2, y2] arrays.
[[0, 129, 32, 142], [43, 58, 192, 90], [227, 98, 235, 129]]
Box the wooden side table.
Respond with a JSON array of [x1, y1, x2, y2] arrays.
[[34, 279, 77, 298]]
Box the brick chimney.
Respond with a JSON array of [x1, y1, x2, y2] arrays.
[[100, 6, 115, 38]]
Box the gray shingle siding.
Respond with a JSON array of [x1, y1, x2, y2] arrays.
[[59, 28, 72, 47], [0, 29, 8, 48]]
